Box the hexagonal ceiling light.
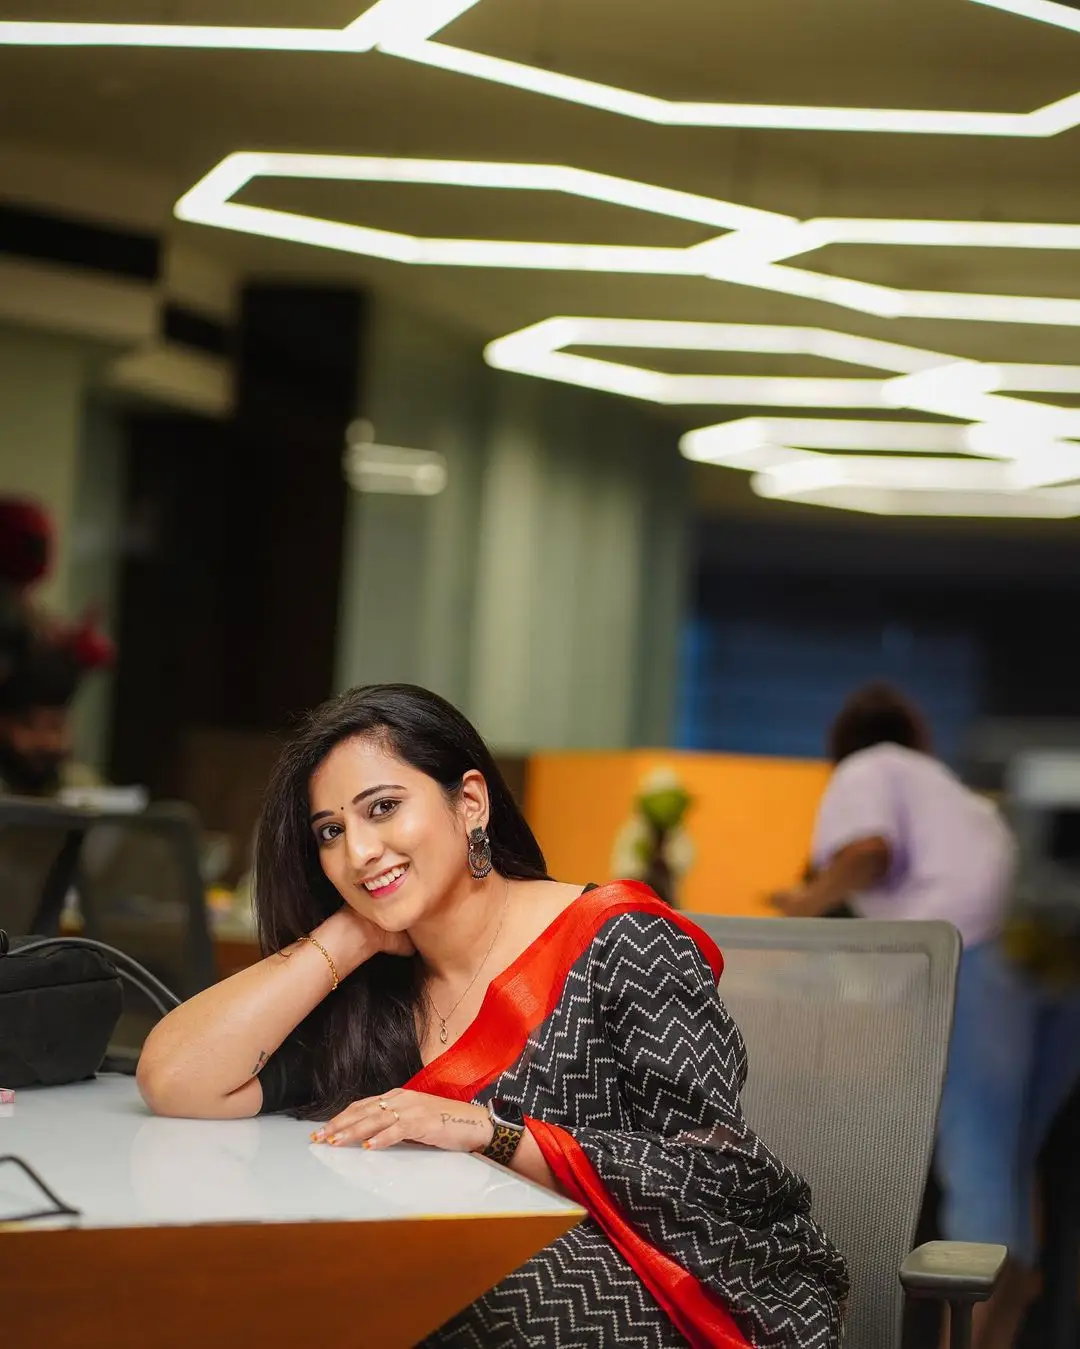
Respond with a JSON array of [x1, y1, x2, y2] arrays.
[[483, 317, 950, 408], [175, 152, 1080, 330], [680, 415, 1080, 517], [373, 0, 1080, 137], [971, 0, 1080, 36], [0, 0, 479, 51], [694, 217, 1080, 327], [485, 317, 1080, 433], [173, 151, 789, 274], [8, 0, 1080, 138], [485, 316, 1080, 516], [173, 148, 1080, 512], [750, 459, 1080, 518]]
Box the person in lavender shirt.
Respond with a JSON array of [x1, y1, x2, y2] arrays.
[[772, 682, 1080, 1349]]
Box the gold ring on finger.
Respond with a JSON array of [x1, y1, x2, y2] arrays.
[[377, 1099, 390, 1111], [392, 1108, 400, 1123]]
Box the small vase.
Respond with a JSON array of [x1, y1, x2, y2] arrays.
[[643, 826, 676, 906]]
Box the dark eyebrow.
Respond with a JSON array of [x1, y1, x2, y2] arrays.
[[309, 785, 405, 827], [353, 783, 404, 804]]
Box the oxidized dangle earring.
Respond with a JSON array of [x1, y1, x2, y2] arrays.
[[468, 826, 493, 879]]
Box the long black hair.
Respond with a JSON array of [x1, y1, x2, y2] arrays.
[[254, 683, 549, 1118], [827, 681, 931, 765]]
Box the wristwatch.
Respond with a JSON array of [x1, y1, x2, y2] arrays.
[[481, 1097, 526, 1166]]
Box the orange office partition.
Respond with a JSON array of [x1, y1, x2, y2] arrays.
[[526, 751, 831, 917]]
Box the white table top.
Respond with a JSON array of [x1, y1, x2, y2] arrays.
[[0, 1076, 578, 1231]]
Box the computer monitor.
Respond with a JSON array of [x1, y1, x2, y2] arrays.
[[1006, 750, 1080, 929], [1009, 751, 1080, 859]]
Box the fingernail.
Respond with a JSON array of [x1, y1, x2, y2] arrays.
[[361, 1140, 371, 1150], [310, 1130, 325, 1142]]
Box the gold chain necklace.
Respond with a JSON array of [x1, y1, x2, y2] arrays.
[[425, 881, 510, 1045]]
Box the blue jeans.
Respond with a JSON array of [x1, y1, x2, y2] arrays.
[[936, 938, 1080, 1264]]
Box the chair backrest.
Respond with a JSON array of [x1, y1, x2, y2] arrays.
[[688, 914, 959, 1349], [0, 797, 215, 1052], [0, 797, 89, 936], [80, 802, 215, 1002]]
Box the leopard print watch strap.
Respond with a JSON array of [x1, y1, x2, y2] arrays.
[[481, 1099, 525, 1166]]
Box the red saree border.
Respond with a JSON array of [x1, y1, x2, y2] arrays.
[[407, 880, 724, 1102], [529, 1119, 752, 1349]]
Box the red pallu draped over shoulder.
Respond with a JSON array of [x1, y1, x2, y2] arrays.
[[408, 882, 752, 1349]]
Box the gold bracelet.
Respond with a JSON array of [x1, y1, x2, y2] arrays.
[[297, 934, 339, 991]]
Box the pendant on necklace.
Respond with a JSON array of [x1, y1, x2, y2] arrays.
[[439, 1024, 448, 1044]]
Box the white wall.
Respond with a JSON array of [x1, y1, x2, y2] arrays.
[[335, 300, 489, 711], [68, 397, 126, 767], [335, 297, 689, 750]]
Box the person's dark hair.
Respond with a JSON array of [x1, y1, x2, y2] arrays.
[[828, 681, 931, 765], [254, 683, 550, 1119]]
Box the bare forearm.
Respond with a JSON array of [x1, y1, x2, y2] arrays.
[[511, 1128, 561, 1193], [137, 915, 370, 1117], [802, 838, 889, 914]]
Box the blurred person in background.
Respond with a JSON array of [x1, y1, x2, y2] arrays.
[[772, 682, 1080, 1349], [0, 635, 102, 796], [0, 494, 54, 686], [0, 494, 114, 798], [0, 495, 51, 597]]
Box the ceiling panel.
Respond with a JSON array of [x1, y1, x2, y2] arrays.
[[449, 0, 1080, 108], [4, 0, 1080, 526], [238, 178, 717, 247]]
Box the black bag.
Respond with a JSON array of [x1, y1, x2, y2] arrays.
[[0, 934, 122, 1088], [0, 933, 180, 1089]]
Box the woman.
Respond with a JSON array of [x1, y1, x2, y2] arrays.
[[772, 682, 1080, 1349], [138, 684, 847, 1347]]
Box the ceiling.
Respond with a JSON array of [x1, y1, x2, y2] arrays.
[[4, 0, 1080, 525]]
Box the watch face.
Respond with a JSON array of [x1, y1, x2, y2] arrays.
[[490, 1097, 525, 1129]]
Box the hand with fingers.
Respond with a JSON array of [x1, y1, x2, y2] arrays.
[[321, 903, 417, 964], [310, 1088, 494, 1154], [769, 885, 813, 917]]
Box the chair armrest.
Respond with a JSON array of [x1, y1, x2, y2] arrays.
[[900, 1241, 1008, 1304]]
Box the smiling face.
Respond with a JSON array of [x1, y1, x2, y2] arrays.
[[308, 735, 488, 932]]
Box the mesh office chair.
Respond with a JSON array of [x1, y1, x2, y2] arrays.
[[0, 796, 89, 935], [79, 803, 215, 1050], [0, 798, 214, 1052], [689, 915, 1005, 1349], [79, 803, 214, 997]]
